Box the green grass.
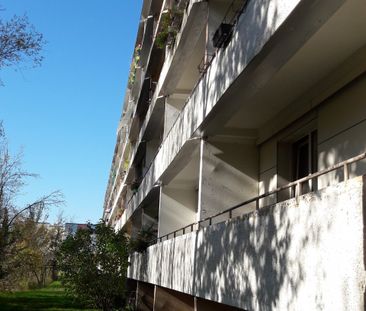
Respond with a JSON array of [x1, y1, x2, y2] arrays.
[[0, 282, 97, 310]]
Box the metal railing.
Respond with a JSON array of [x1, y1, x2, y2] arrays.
[[151, 152, 366, 244], [124, 0, 252, 212]]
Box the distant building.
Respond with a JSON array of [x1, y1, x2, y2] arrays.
[[63, 223, 94, 238], [104, 0, 366, 310]]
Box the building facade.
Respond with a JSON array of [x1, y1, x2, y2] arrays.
[[103, 0, 366, 309]]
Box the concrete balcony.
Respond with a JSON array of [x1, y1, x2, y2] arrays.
[[133, 96, 165, 161], [156, 0, 208, 97], [140, 16, 154, 68], [120, 0, 302, 228], [120, 0, 366, 230], [126, 0, 208, 171], [128, 176, 366, 310]]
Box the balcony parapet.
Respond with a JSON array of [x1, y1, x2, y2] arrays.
[[128, 176, 366, 310], [105, 98, 165, 224], [126, 0, 204, 166], [127, 0, 173, 127], [104, 103, 135, 214], [121, 0, 304, 229], [110, 1, 208, 217], [140, 16, 154, 68], [156, 153, 366, 243], [157, 0, 208, 96]]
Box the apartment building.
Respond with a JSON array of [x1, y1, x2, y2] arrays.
[[103, 0, 366, 309]]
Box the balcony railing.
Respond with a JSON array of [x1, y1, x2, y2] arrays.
[[123, 0, 251, 218], [151, 152, 366, 244]]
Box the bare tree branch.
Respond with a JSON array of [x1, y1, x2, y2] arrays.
[[0, 122, 64, 285], [0, 14, 45, 69], [8, 190, 65, 227]]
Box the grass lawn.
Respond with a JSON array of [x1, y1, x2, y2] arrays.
[[0, 281, 97, 310]]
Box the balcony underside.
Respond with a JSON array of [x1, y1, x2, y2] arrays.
[[121, 0, 366, 230], [128, 176, 366, 310]]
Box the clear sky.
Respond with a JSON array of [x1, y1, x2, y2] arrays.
[[0, 0, 143, 224]]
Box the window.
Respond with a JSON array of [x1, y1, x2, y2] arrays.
[[277, 127, 318, 201], [292, 130, 317, 194]]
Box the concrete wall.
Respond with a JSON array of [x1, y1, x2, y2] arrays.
[[318, 73, 366, 187], [129, 176, 366, 310], [163, 97, 185, 139], [196, 298, 243, 311], [258, 73, 366, 205], [145, 139, 161, 175], [136, 281, 155, 311], [199, 140, 258, 222], [122, 0, 306, 229], [159, 187, 197, 237], [154, 286, 194, 311], [258, 139, 277, 207]]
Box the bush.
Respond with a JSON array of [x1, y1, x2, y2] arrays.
[[57, 221, 129, 311]]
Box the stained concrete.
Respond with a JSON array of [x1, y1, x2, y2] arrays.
[[129, 176, 366, 310]]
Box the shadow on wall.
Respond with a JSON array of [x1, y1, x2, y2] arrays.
[[200, 0, 282, 121], [129, 177, 365, 310], [132, 0, 284, 208], [193, 202, 305, 310], [318, 138, 366, 189], [194, 175, 366, 310]]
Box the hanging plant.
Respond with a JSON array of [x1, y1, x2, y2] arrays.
[[155, 13, 172, 49], [155, 7, 184, 49], [128, 44, 141, 88]]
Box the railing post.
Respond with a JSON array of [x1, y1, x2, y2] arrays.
[[143, 153, 366, 245], [344, 163, 349, 181]]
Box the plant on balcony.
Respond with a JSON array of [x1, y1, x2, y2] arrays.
[[155, 7, 184, 49], [123, 158, 130, 171], [116, 208, 123, 221], [111, 168, 116, 184], [131, 179, 140, 194], [129, 225, 157, 253], [128, 44, 141, 88]]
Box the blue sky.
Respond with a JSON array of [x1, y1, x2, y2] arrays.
[[0, 0, 143, 223]]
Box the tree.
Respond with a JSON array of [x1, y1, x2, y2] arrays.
[[57, 221, 130, 311], [11, 216, 64, 289], [0, 122, 63, 288], [0, 11, 46, 82]]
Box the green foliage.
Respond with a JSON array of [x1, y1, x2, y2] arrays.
[[128, 45, 141, 88], [0, 281, 96, 310], [0, 122, 64, 290], [155, 8, 184, 49], [155, 13, 172, 49], [129, 225, 156, 254], [57, 221, 130, 311]]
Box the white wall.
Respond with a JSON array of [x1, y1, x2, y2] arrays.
[[159, 187, 197, 237], [163, 97, 185, 139], [257, 74, 366, 197], [258, 139, 277, 207], [199, 140, 258, 222], [129, 176, 366, 310], [318, 74, 366, 187], [121, 0, 305, 230]]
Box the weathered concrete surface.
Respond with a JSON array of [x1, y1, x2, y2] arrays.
[[128, 177, 366, 310], [121, 0, 348, 229]]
